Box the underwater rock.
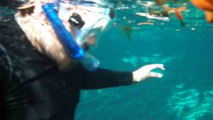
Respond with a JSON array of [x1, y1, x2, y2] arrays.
[[122, 56, 139, 67], [122, 54, 181, 67], [167, 88, 213, 120]]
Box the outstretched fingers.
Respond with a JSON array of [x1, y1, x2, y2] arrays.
[[142, 64, 165, 71]]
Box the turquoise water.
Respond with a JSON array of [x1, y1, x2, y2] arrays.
[[76, 1, 213, 120]]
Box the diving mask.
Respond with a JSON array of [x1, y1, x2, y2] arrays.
[[42, 0, 114, 71]]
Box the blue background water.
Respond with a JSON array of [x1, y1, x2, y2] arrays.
[[76, 1, 213, 120]]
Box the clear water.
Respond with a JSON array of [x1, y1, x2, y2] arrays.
[[76, 0, 213, 120]]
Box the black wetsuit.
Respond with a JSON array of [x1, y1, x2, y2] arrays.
[[0, 7, 133, 120]]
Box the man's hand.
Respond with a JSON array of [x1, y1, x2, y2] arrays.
[[132, 64, 165, 82]]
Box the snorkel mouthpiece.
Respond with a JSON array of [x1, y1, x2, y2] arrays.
[[42, 3, 84, 59], [42, 3, 99, 71]]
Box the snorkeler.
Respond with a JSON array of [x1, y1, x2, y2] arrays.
[[137, 1, 186, 26], [0, 0, 165, 120]]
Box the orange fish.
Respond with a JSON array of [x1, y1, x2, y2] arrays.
[[174, 7, 186, 26], [190, 0, 213, 23], [137, 21, 154, 26], [164, 6, 186, 26], [121, 26, 133, 41]]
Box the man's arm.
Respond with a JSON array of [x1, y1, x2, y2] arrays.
[[80, 64, 165, 89], [81, 68, 133, 89]]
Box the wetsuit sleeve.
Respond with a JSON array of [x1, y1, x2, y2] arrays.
[[0, 44, 9, 119], [78, 65, 133, 89]]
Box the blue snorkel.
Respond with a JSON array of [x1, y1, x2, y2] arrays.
[[42, 3, 99, 71]]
